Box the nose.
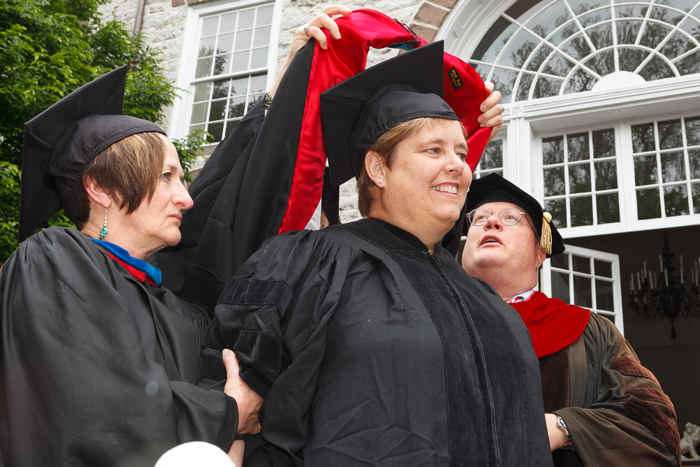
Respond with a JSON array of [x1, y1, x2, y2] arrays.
[[484, 212, 503, 230], [175, 182, 194, 210], [446, 151, 466, 174]]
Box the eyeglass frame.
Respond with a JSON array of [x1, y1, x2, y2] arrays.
[[467, 207, 527, 227]]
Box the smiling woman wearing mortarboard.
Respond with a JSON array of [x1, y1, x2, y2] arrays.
[[0, 8, 349, 466], [200, 41, 554, 467]]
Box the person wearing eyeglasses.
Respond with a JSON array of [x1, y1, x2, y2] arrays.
[[461, 173, 680, 467]]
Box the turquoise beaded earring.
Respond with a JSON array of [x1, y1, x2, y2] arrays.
[[98, 208, 109, 240]]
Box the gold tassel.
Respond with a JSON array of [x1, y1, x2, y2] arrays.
[[541, 212, 552, 255]]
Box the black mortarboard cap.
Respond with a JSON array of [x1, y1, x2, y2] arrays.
[[320, 41, 458, 188], [465, 173, 565, 257], [20, 66, 165, 241]]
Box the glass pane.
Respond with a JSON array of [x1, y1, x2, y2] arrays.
[[616, 19, 643, 44], [686, 116, 700, 146], [190, 103, 207, 124], [542, 53, 574, 77], [573, 255, 591, 273], [595, 160, 618, 190], [480, 140, 503, 170], [651, 4, 688, 26], [235, 30, 253, 51], [689, 149, 700, 179], [543, 136, 564, 164], [592, 129, 615, 158], [193, 82, 211, 102], [634, 155, 658, 185], [526, 44, 554, 72], [639, 55, 676, 81], [564, 68, 597, 94], [220, 12, 237, 34], [587, 23, 613, 49], [545, 198, 567, 228], [209, 99, 227, 121], [677, 50, 700, 75], [230, 77, 248, 96], [570, 196, 593, 226], [658, 119, 683, 149], [202, 16, 218, 37], [250, 74, 267, 93], [550, 21, 578, 47], [551, 253, 569, 270], [217, 33, 234, 54], [213, 54, 230, 76], [256, 5, 274, 26], [618, 48, 649, 72], [579, 6, 611, 27], [552, 271, 571, 304], [225, 120, 239, 137], [207, 122, 224, 143], [569, 163, 591, 194], [498, 30, 542, 69], [248, 93, 265, 111], [227, 96, 246, 118], [490, 68, 518, 104], [544, 167, 566, 196], [664, 184, 689, 216], [471, 17, 518, 63], [692, 183, 700, 213], [560, 34, 593, 61], [189, 123, 205, 134], [661, 151, 686, 182], [574, 275, 593, 308], [533, 76, 562, 98], [660, 32, 695, 60], [515, 73, 534, 101], [195, 57, 212, 79], [253, 26, 271, 47], [615, 5, 649, 19], [632, 123, 656, 153], [640, 21, 673, 49], [586, 50, 615, 76], [568, 133, 589, 162], [239, 8, 255, 27], [526, 1, 570, 38], [212, 79, 229, 99], [597, 192, 620, 224], [231, 51, 250, 72], [198, 37, 216, 57], [251, 48, 269, 68], [595, 279, 614, 311], [595, 259, 612, 278], [637, 188, 661, 219]]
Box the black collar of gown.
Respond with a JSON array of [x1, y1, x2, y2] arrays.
[[339, 217, 444, 256]]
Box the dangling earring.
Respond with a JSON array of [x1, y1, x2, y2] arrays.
[[98, 209, 109, 240]]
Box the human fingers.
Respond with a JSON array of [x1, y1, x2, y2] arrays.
[[222, 349, 240, 391], [484, 81, 495, 93], [319, 4, 353, 17], [480, 89, 501, 113], [479, 106, 503, 128]]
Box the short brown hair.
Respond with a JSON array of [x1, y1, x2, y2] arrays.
[[357, 117, 464, 217], [75, 132, 165, 230]]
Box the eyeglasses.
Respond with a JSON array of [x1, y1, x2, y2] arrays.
[[467, 208, 526, 226]]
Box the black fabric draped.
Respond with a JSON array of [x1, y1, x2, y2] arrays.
[[200, 218, 552, 466], [0, 227, 238, 467]]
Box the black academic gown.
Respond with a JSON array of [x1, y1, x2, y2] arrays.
[[0, 227, 238, 467], [200, 218, 552, 467]]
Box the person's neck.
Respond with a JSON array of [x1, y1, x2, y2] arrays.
[[369, 211, 451, 255], [470, 265, 537, 302], [81, 221, 155, 260]]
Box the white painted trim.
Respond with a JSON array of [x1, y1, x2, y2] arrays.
[[169, 0, 281, 141]]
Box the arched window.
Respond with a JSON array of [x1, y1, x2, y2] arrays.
[[468, 0, 700, 103]]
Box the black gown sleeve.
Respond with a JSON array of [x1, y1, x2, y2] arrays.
[[0, 228, 238, 467]]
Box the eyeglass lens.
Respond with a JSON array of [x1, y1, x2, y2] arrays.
[[469, 208, 522, 226]]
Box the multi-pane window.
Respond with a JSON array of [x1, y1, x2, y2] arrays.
[[542, 128, 619, 228], [549, 247, 619, 322], [189, 3, 274, 143], [632, 116, 700, 219], [474, 139, 504, 178], [469, 0, 700, 103]]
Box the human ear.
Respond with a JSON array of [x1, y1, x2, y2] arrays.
[[83, 177, 112, 209], [364, 151, 387, 187], [535, 245, 547, 269]]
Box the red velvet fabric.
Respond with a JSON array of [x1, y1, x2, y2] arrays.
[[510, 291, 590, 358], [278, 9, 489, 233]]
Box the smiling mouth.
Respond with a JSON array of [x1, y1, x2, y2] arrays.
[[432, 184, 458, 194]]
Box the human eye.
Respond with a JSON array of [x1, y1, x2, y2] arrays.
[[458, 152, 467, 162], [426, 147, 440, 155], [161, 172, 172, 181]]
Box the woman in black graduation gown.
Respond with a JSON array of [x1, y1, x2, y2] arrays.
[[201, 43, 554, 467], [0, 9, 348, 465]]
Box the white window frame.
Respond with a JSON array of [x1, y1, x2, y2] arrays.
[[540, 244, 625, 334], [169, 0, 283, 144]]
